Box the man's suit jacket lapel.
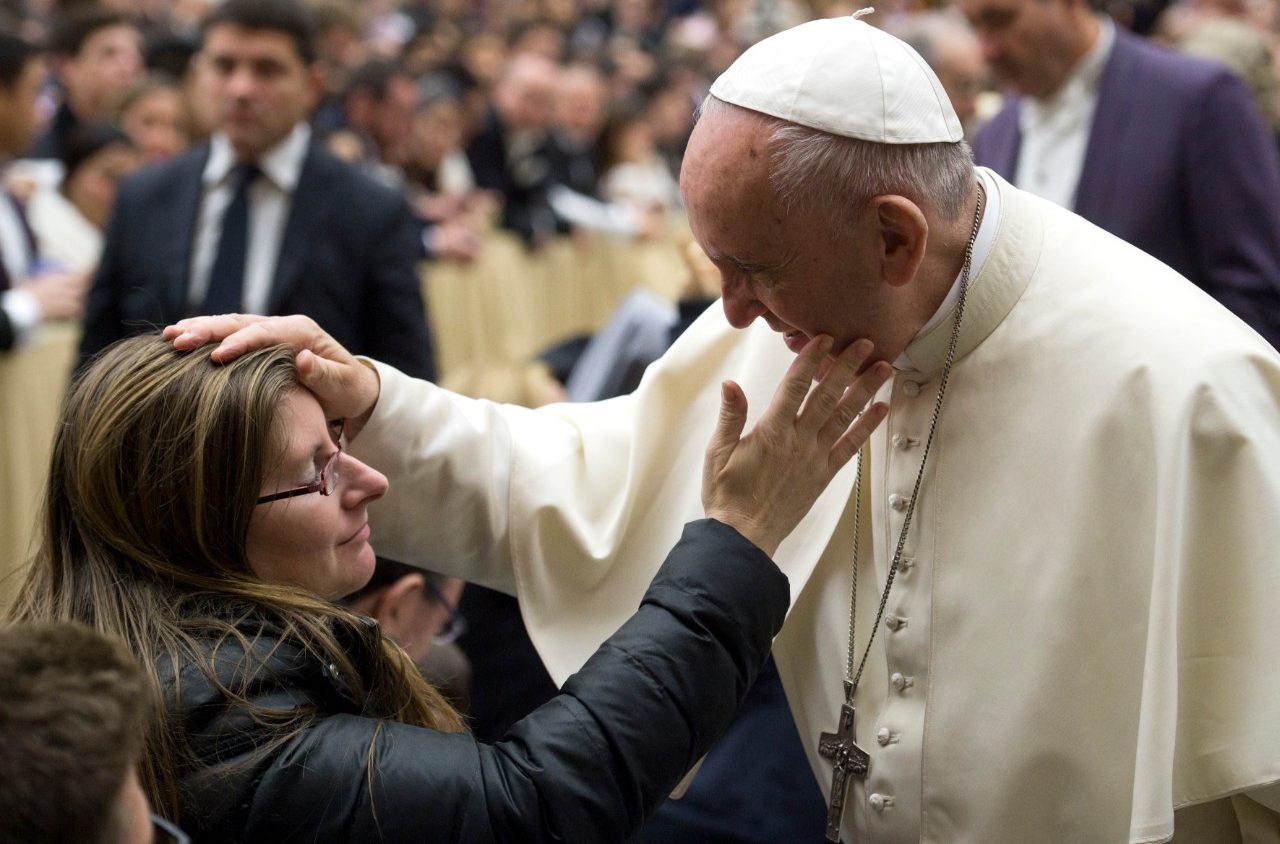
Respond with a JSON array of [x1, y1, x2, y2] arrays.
[[164, 148, 206, 318], [267, 142, 331, 315], [1074, 30, 1136, 222], [979, 98, 1023, 179]]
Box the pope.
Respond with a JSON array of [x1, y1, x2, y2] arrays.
[[168, 15, 1280, 844]]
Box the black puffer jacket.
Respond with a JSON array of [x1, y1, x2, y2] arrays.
[[164, 519, 789, 843]]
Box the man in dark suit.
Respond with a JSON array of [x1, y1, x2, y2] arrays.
[[29, 8, 142, 162], [466, 52, 561, 246], [965, 0, 1280, 349], [80, 0, 436, 379]]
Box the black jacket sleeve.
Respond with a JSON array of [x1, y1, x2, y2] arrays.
[[229, 519, 789, 843]]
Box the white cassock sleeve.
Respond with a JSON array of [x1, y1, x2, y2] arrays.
[[347, 307, 851, 684]]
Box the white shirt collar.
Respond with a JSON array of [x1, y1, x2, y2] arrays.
[[203, 122, 312, 191], [895, 167, 1002, 371]]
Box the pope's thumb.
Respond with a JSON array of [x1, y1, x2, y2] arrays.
[[296, 349, 341, 395]]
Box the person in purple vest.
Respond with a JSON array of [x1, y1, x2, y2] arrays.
[[966, 0, 1280, 349]]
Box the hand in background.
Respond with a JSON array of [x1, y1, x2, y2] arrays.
[[702, 335, 891, 557], [432, 219, 482, 263], [20, 269, 90, 322]]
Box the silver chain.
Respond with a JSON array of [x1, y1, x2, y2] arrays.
[[843, 182, 986, 700]]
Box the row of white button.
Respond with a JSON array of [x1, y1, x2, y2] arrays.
[[873, 378, 926, 823]]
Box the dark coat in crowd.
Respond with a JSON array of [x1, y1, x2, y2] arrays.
[[466, 108, 559, 245], [974, 27, 1280, 350], [78, 138, 437, 379], [165, 519, 788, 844]]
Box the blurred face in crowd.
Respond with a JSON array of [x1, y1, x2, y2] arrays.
[[200, 24, 322, 161], [247, 390, 388, 601], [63, 140, 143, 230], [610, 117, 655, 165], [555, 67, 607, 144], [459, 32, 506, 87], [932, 33, 988, 129], [646, 85, 693, 146], [958, 0, 1093, 99], [493, 53, 559, 133], [119, 86, 190, 162], [361, 73, 418, 165], [410, 97, 464, 170], [614, 0, 656, 31], [0, 55, 44, 156], [61, 23, 143, 120]]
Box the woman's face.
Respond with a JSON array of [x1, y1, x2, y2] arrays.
[[246, 390, 388, 601], [63, 142, 143, 230], [120, 87, 190, 163]]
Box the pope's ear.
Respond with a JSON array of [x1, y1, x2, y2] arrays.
[[872, 195, 928, 288]]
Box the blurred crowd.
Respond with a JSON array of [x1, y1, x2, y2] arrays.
[[0, 0, 1275, 301], [3, 0, 1280, 841]]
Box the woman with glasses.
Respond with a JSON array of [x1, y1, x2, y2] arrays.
[[10, 332, 886, 843]]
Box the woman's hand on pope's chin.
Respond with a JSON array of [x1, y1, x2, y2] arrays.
[[163, 314, 382, 436], [701, 335, 891, 558]]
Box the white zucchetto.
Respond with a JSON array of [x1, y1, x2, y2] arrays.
[[709, 12, 964, 144]]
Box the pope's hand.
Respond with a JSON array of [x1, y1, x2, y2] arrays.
[[162, 314, 382, 436], [702, 335, 891, 557]]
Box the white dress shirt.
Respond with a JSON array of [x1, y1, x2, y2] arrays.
[[1014, 17, 1115, 209], [188, 123, 311, 315]]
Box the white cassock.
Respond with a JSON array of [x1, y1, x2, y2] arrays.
[[352, 171, 1280, 843]]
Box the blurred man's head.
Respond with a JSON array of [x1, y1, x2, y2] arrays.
[[198, 0, 322, 160], [60, 122, 143, 229], [555, 64, 607, 145], [345, 560, 463, 665], [343, 59, 417, 165], [0, 31, 44, 156], [894, 13, 988, 134], [0, 622, 155, 844], [50, 9, 143, 121], [957, 0, 1099, 100], [493, 51, 560, 133]]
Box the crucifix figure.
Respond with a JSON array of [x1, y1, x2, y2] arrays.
[[819, 701, 871, 842]]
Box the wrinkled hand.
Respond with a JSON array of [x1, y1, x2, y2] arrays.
[[21, 269, 90, 321], [702, 336, 892, 557], [162, 314, 382, 436]]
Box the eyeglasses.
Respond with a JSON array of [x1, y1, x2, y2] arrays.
[[256, 419, 345, 505], [151, 813, 191, 844], [424, 577, 467, 645]]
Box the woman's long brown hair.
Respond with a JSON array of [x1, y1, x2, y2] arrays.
[[8, 336, 463, 817]]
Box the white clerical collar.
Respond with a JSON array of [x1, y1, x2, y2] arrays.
[[895, 167, 1002, 371], [203, 122, 311, 192], [1023, 16, 1114, 120]]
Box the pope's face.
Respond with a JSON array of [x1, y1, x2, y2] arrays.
[[679, 109, 892, 359]]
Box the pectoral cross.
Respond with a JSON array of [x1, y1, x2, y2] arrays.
[[819, 701, 870, 843]]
